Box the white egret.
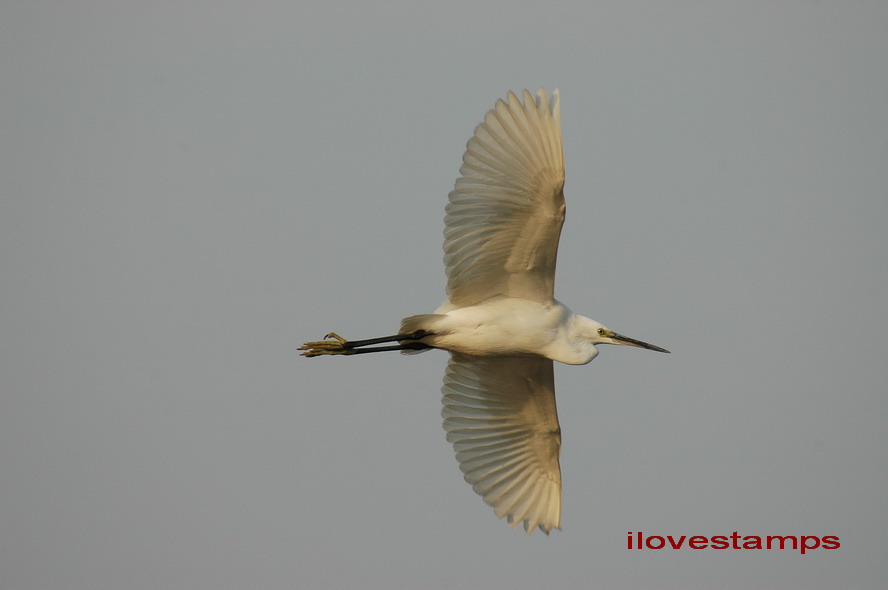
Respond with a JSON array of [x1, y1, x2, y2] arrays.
[[300, 89, 669, 534]]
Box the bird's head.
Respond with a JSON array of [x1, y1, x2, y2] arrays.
[[583, 318, 670, 353]]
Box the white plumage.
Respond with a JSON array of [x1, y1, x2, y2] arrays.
[[444, 89, 565, 306], [301, 89, 668, 535], [442, 354, 562, 534]]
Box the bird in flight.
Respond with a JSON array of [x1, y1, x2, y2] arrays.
[[300, 89, 669, 534]]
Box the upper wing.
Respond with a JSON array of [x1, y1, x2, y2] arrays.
[[444, 89, 566, 306], [442, 353, 562, 534]]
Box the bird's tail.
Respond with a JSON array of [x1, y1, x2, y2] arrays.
[[399, 314, 445, 355]]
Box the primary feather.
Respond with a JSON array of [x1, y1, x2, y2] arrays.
[[442, 354, 562, 534], [444, 89, 565, 306]]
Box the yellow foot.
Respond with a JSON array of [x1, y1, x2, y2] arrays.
[[299, 332, 355, 357]]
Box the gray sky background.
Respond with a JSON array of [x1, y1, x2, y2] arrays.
[[3, 2, 887, 588]]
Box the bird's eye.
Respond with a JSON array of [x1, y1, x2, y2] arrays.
[[597, 328, 605, 335]]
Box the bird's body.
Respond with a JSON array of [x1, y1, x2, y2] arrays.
[[301, 89, 668, 534], [401, 298, 601, 365]]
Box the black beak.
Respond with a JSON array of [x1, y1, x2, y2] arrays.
[[610, 332, 670, 353]]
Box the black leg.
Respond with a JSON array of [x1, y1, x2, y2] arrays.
[[344, 330, 429, 349], [348, 341, 432, 354]]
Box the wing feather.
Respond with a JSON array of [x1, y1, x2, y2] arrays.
[[444, 89, 566, 305], [442, 353, 562, 534]]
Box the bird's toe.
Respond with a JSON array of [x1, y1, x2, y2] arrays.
[[299, 333, 354, 357]]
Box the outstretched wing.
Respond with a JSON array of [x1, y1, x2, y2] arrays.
[[444, 89, 566, 306], [442, 353, 562, 534]]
